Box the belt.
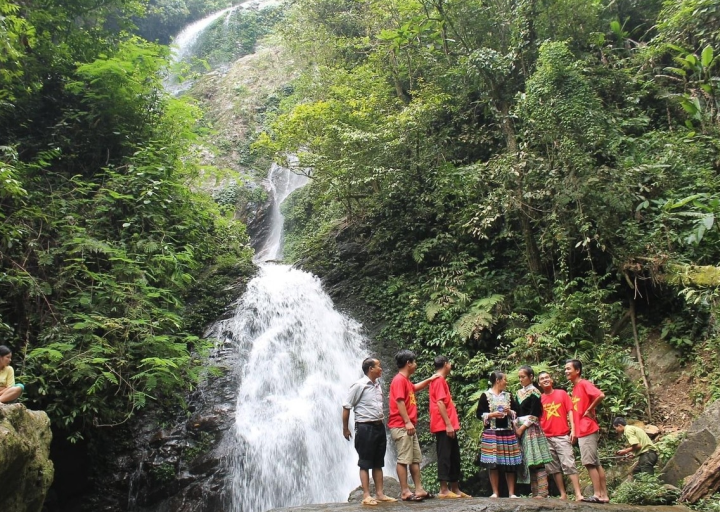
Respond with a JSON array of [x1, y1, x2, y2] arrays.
[[356, 420, 383, 426]]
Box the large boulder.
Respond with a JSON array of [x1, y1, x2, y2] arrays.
[[0, 404, 54, 512], [347, 477, 402, 503], [661, 400, 720, 486]]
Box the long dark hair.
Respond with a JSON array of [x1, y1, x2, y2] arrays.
[[0, 345, 11, 357], [489, 370, 505, 386]]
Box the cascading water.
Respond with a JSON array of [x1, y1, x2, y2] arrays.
[[206, 165, 366, 512], [165, 0, 279, 94], [254, 163, 308, 262]]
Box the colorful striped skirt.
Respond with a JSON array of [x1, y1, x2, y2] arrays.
[[478, 428, 523, 470]]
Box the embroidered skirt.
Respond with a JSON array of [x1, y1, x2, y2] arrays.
[[520, 423, 553, 467], [479, 429, 523, 470]]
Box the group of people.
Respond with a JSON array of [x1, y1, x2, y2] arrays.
[[0, 345, 24, 405], [343, 352, 658, 505], [477, 361, 607, 502], [342, 350, 470, 505]]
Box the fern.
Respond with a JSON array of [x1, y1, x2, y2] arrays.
[[453, 294, 504, 340]]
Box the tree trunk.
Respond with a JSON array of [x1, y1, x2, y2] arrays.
[[680, 445, 720, 503], [499, 107, 542, 275]]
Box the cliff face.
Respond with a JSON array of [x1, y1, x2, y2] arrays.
[[0, 404, 54, 512]]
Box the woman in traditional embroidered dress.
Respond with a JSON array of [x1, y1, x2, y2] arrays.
[[515, 365, 553, 497], [476, 370, 523, 498]]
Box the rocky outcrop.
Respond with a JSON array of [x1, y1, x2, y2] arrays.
[[270, 497, 688, 512], [0, 404, 54, 512], [661, 399, 720, 487], [65, 340, 241, 512], [126, 341, 240, 512], [243, 182, 273, 252]]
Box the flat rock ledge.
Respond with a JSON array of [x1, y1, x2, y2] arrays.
[[270, 497, 688, 512]]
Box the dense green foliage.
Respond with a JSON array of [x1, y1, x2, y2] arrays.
[[261, 0, 720, 493], [0, 0, 254, 439], [612, 473, 680, 505]]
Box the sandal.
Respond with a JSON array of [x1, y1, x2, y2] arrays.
[[415, 492, 434, 499], [401, 494, 424, 502], [362, 497, 378, 506], [581, 496, 603, 503], [458, 491, 473, 498], [438, 492, 460, 499], [376, 496, 397, 503]]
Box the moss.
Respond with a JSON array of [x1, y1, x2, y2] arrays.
[[666, 264, 720, 287]]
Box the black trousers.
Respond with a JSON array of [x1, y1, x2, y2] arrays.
[[355, 422, 386, 470], [633, 450, 658, 475], [435, 431, 461, 482]]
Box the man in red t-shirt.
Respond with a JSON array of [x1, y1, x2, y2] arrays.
[[565, 359, 609, 504], [429, 356, 471, 499], [389, 349, 438, 501], [538, 371, 584, 501]]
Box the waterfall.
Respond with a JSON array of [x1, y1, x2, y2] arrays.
[[165, 0, 279, 94], [212, 265, 366, 512], [205, 165, 367, 511], [254, 163, 308, 262], [170, 6, 238, 65]]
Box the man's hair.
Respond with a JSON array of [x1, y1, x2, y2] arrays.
[[613, 417, 627, 427], [519, 365, 535, 380], [566, 359, 583, 375], [537, 371, 551, 379], [434, 355, 449, 370], [489, 370, 505, 386], [362, 358, 378, 376], [0, 345, 11, 357], [395, 349, 416, 369]]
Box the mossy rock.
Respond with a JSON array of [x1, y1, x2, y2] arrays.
[[0, 404, 54, 512]]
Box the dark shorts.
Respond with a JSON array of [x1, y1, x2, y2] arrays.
[[633, 450, 658, 475], [435, 431, 461, 482], [355, 422, 386, 470]]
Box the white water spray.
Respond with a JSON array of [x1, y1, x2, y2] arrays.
[[211, 265, 366, 512], [204, 165, 366, 512]]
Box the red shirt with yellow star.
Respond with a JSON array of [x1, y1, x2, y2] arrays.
[[571, 379, 602, 437], [540, 389, 572, 437], [389, 373, 417, 428]]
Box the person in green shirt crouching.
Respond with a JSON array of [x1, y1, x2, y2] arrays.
[[613, 417, 658, 476]]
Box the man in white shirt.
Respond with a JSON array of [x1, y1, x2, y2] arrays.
[[343, 358, 397, 506]]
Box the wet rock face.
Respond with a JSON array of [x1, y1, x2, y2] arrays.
[[0, 404, 54, 512], [242, 183, 273, 252], [71, 342, 241, 512], [270, 496, 687, 512], [128, 342, 240, 512]]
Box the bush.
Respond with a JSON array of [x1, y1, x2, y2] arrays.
[[612, 473, 680, 505]]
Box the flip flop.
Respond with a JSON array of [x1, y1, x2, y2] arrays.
[[581, 496, 602, 503], [401, 494, 424, 502], [416, 492, 435, 499], [438, 492, 460, 499], [376, 496, 398, 502], [362, 497, 378, 506], [458, 492, 472, 498]]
